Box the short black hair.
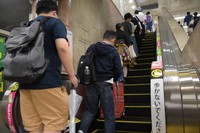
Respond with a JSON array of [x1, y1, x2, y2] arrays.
[[103, 30, 116, 39], [124, 13, 133, 20], [194, 12, 198, 16], [135, 10, 139, 15], [36, 0, 58, 15], [116, 23, 123, 30], [187, 12, 190, 15], [146, 11, 150, 15]]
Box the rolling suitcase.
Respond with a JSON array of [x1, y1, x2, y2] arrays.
[[100, 81, 125, 119]]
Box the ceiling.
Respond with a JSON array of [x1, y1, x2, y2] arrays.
[[0, 0, 31, 32], [0, 0, 200, 34], [134, 0, 158, 8], [124, 0, 200, 21]]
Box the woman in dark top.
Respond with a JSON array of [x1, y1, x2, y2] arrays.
[[116, 23, 131, 46], [115, 23, 134, 77]]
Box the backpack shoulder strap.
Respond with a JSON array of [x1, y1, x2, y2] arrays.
[[39, 17, 51, 24], [86, 43, 96, 54], [27, 17, 51, 26], [135, 16, 142, 23]]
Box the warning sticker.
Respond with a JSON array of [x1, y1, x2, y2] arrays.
[[151, 69, 163, 78]]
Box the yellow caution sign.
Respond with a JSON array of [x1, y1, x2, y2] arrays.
[[151, 69, 163, 78]]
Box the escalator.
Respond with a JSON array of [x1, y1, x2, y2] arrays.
[[92, 32, 156, 133]]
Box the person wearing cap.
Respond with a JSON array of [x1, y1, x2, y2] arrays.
[[135, 7, 146, 39]]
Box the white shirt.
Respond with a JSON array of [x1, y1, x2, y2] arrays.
[[136, 12, 146, 23], [105, 78, 114, 84]]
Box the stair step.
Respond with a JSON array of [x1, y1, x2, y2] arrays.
[[125, 75, 150, 84], [141, 41, 156, 44], [142, 40, 156, 43], [125, 103, 151, 117], [134, 63, 151, 69], [140, 46, 156, 50], [140, 50, 156, 55], [96, 116, 151, 132], [124, 93, 150, 104], [128, 68, 151, 76], [136, 57, 156, 63], [137, 52, 156, 58], [141, 42, 155, 46], [124, 84, 150, 93], [137, 55, 155, 59]]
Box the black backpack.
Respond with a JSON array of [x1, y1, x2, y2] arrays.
[[77, 44, 96, 84], [3, 17, 50, 83]]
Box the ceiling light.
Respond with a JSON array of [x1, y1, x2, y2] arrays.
[[174, 16, 185, 20], [132, 5, 136, 9], [129, 0, 133, 3]]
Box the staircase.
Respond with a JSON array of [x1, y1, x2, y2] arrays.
[[90, 32, 156, 133]]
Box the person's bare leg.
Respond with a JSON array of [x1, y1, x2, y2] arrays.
[[123, 66, 128, 77]]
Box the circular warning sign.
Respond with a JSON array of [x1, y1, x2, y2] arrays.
[[151, 69, 163, 78]]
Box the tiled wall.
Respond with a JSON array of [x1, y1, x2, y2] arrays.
[[71, 0, 123, 71]]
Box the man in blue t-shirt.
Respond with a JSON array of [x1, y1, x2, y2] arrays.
[[184, 12, 193, 26], [19, 1, 78, 133]]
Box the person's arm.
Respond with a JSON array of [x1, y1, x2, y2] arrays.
[[55, 38, 78, 88], [128, 22, 133, 35], [124, 32, 131, 46], [113, 52, 123, 81], [184, 17, 186, 23]]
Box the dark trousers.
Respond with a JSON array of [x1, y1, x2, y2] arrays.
[[79, 82, 115, 133], [135, 31, 142, 54], [141, 23, 146, 39], [130, 35, 139, 56]]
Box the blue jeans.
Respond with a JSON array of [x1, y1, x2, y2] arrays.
[[146, 22, 152, 31], [79, 82, 115, 133], [130, 35, 139, 57]]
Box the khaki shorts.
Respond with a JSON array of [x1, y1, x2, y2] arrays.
[[20, 87, 68, 131]]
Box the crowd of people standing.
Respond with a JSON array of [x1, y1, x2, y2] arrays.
[[114, 7, 154, 78]]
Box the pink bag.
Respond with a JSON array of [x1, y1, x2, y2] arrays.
[[100, 82, 125, 119]]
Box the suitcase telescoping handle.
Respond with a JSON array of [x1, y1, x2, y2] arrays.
[[116, 81, 120, 105]]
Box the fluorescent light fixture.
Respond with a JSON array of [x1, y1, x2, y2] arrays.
[[129, 0, 133, 3], [174, 16, 185, 20]]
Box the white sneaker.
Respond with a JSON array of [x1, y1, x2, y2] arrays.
[[78, 130, 84, 133]]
